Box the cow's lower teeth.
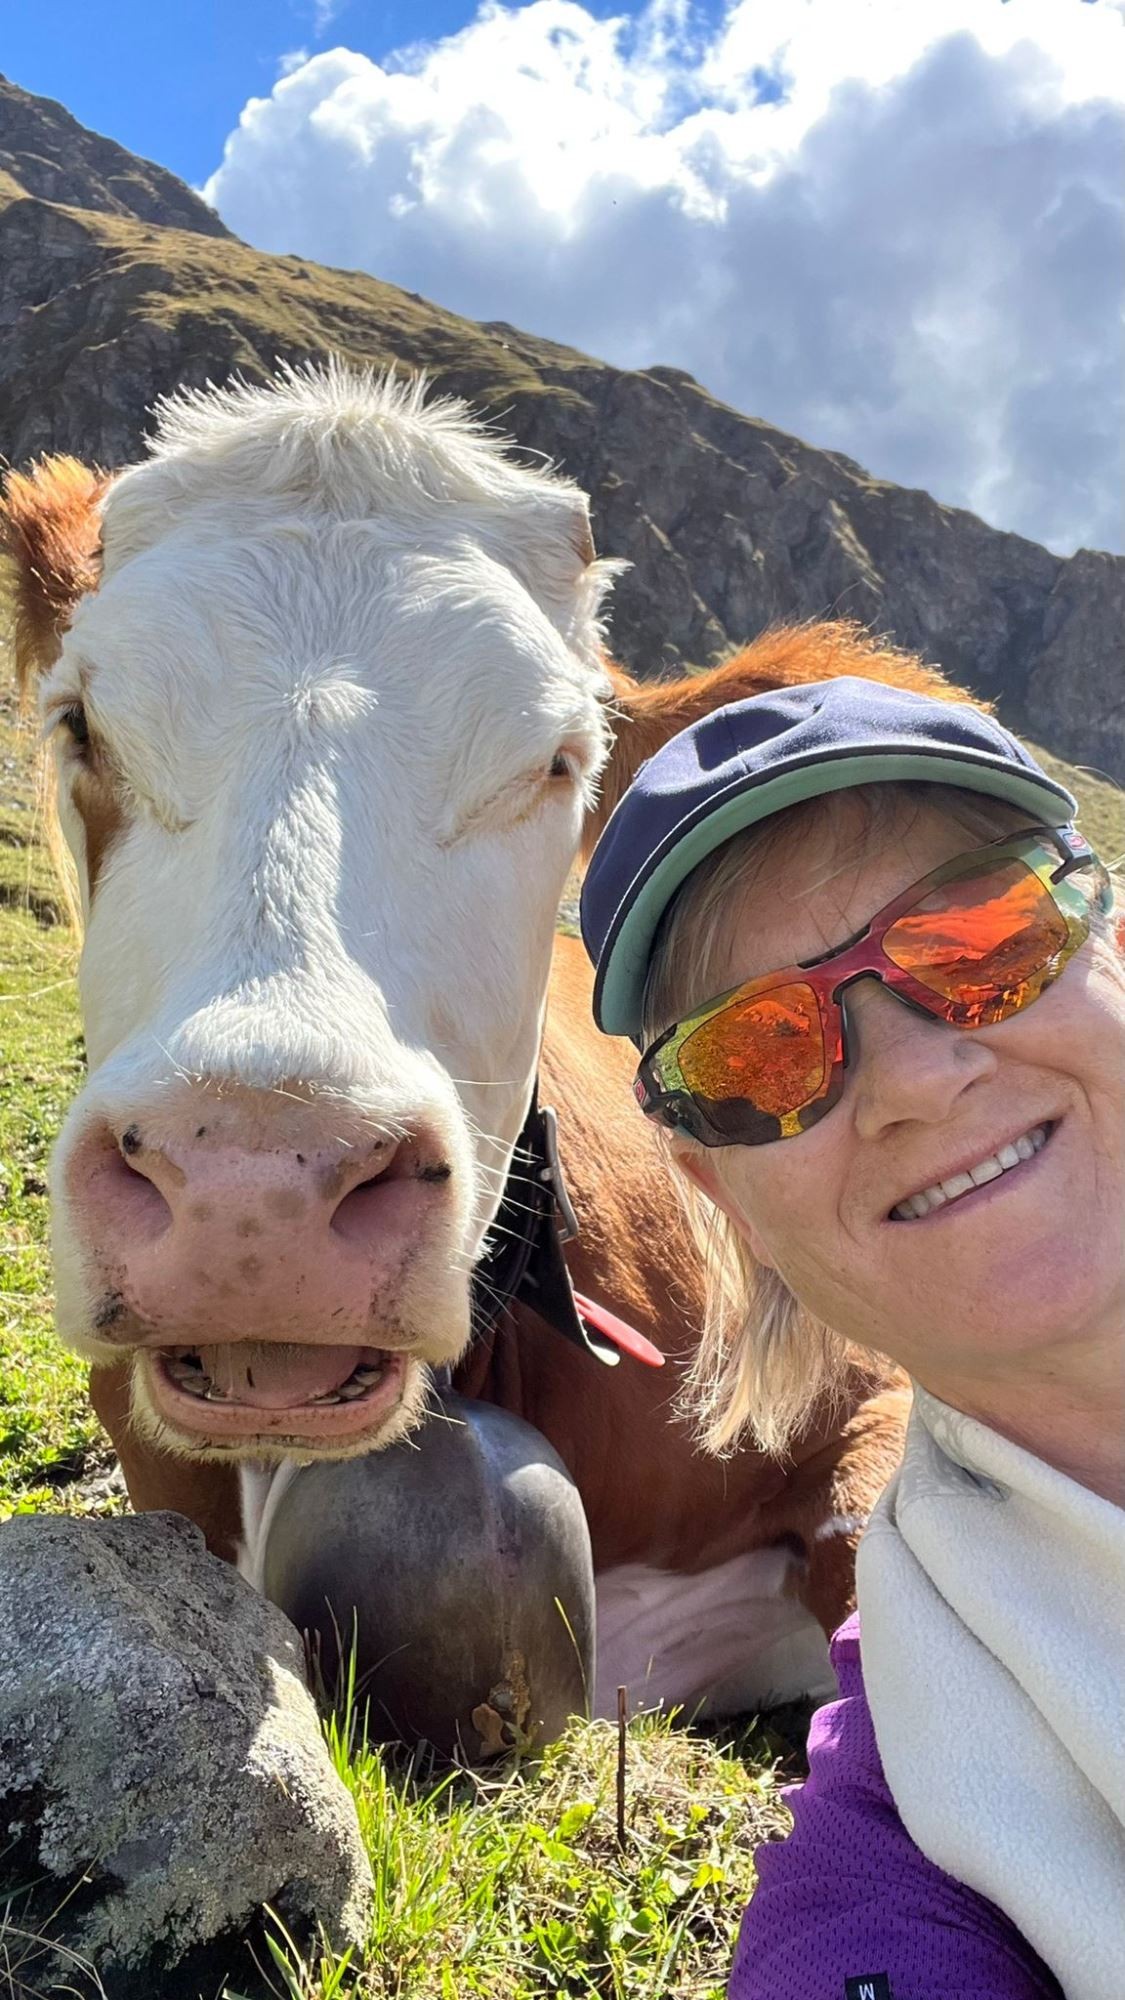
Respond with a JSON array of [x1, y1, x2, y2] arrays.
[[163, 1353, 392, 1408], [175, 1372, 212, 1397]]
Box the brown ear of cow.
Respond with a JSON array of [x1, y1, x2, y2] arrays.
[[584, 618, 986, 858], [1, 457, 106, 704]]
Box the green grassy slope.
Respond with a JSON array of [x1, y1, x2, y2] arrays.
[[0, 701, 103, 1520], [1024, 743, 1124, 863]]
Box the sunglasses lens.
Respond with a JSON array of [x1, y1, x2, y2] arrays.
[[883, 858, 1072, 1024], [679, 980, 826, 1121]]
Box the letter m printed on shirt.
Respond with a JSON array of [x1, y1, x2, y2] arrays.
[[845, 1979, 892, 2000]]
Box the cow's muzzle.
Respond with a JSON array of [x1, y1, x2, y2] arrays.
[[63, 1099, 470, 1450]]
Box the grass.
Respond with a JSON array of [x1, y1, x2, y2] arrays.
[[1024, 741, 1124, 867], [1, 679, 1121, 1998], [0, 700, 113, 1523], [238, 1697, 788, 2000]]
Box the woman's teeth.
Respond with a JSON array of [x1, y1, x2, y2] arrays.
[[892, 1125, 1049, 1220]]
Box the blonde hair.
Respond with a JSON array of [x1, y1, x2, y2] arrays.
[[641, 782, 1083, 1459]]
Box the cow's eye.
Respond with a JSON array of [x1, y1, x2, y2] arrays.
[[548, 751, 572, 779], [61, 702, 90, 748]]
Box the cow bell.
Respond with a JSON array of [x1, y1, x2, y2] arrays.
[[260, 1390, 595, 1759]]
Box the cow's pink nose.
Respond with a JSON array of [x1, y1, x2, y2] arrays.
[[69, 1115, 451, 1346]]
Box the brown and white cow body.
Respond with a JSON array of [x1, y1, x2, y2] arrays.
[[3, 367, 932, 1717]]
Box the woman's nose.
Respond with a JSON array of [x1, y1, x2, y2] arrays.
[[845, 978, 998, 1139]]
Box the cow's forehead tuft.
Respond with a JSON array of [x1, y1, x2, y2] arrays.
[[99, 361, 590, 571]]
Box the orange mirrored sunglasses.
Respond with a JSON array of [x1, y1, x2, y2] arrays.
[[635, 826, 1110, 1147]]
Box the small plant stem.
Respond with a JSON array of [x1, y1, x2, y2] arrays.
[[616, 1683, 629, 1852]]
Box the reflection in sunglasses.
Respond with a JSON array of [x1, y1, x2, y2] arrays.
[[885, 866, 1068, 1000], [681, 983, 826, 1116]]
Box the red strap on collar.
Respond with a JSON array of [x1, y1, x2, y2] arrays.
[[572, 1290, 665, 1369]]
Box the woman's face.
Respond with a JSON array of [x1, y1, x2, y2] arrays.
[[677, 800, 1125, 1399]]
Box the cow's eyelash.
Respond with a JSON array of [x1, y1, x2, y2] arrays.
[[438, 754, 583, 848], [43, 699, 92, 750]]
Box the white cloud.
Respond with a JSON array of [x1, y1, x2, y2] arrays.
[[205, 0, 1124, 553]]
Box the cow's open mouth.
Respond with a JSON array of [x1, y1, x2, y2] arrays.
[[143, 1340, 408, 1442]]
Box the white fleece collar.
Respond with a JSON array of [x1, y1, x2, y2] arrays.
[[857, 1386, 1125, 2000]]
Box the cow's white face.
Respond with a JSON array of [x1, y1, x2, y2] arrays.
[[43, 372, 616, 1462]]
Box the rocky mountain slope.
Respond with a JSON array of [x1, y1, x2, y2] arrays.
[[1, 77, 1121, 784], [0, 75, 231, 236]]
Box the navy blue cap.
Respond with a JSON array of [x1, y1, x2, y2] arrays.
[[581, 675, 1077, 1038]]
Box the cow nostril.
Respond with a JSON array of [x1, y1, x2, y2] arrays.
[[99, 1143, 174, 1242], [330, 1147, 400, 1246], [329, 1141, 448, 1246], [331, 1177, 389, 1246]]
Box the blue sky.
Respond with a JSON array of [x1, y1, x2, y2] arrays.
[[5, 0, 534, 187], [5, 0, 1122, 556]]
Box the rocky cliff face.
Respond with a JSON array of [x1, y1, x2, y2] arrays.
[[1, 80, 1121, 781], [0, 75, 231, 236]]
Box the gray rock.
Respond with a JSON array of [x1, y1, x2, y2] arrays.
[[0, 1511, 372, 1999], [1026, 550, 1125, 782]]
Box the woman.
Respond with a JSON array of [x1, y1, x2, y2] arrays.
[[580, 673, 1124, 2000]]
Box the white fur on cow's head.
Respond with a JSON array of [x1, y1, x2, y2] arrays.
[[41, 362, 620, 1460]]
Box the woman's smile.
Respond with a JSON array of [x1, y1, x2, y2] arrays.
[[887, 1118, 1054, 1221]]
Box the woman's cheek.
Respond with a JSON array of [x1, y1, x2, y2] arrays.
[[731, 1143, 848, 1284]]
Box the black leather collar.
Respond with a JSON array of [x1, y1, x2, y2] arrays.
[[469, 1087, 620, 1365]]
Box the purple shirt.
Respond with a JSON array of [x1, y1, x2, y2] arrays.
[[729, 1615, 1063, 2000]]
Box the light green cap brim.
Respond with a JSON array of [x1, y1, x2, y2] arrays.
[[597, 751, 1076, 1039]]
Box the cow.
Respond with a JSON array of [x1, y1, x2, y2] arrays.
[[2, 366, 946, 1724]]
